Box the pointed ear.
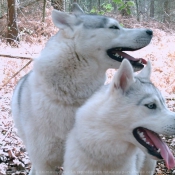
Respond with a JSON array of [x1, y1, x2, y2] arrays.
[[52, 10, 77, 29], [109, 59, 134, 93], [137, 61, 151, 80], [72, 3, 84, 15]]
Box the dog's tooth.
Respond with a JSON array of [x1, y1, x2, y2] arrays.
[[142, 138, 146, 142], [146, 142, 150, 145], [137, 130, 141, 135], [115, 53, 119, 57], [139, 132, 144, 138], [157, 148, 161, 153], [138, 59, 142, 63]]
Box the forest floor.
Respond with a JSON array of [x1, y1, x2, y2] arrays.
[[1, 9, 175, 175]]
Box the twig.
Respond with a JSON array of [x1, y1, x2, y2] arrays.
[[0, 60, 32, 90], [0, 54, 33, 60], [166, 96, 175, 101], [1, 127, 12, 142]]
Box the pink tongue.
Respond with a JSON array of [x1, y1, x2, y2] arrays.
[[146, 130, 175, 169], [116, 51, 147, 64]]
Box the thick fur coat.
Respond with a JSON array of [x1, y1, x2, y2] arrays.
[[12, 4, 153, 175], [63, 60, 175, 175]]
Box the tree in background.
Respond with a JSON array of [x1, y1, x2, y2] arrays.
[[7, 0, 19, 45], [113, 0, 135, 16], [150, 0, 154, 18], [98, 0, 101, 11], [2, 0, 175, 45], [120, 0, 132, 16], [164, 0, 170, 23], [51, 0, 65, 11], [135, 0, 140, 21]]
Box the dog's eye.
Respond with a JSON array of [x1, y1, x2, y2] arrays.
[[109, 25, 119, 29], [145, 103, 157, 109]]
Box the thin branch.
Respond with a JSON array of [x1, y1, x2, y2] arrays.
[[19, 0, 42, 8], [1, 127, 12, 143], [0, 60, 32, 90], [0, 54, 33, 60]]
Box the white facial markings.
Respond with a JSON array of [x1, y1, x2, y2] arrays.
[[135, 78, 166, 110], [154, 87, 166, 108]]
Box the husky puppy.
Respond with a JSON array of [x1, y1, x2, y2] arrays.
[[12, 3, 153, 175], [63, 60, 175, 175]]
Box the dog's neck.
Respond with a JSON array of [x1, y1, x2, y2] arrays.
[[75, 127, 138, 170], [78, 133, 136, 155], [33, 37, 107, 105]]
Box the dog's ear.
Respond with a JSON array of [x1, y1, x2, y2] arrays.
[[110, 59, 134, 93], [72, 3, 84, 15], [52, 10, 77, 29], [138, 61, 151, 80]]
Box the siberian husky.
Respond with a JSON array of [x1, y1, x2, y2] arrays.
[[12, 3, 153, 175], [63, 59, 175, 175]]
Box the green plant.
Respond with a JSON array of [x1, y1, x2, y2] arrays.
[[113, 0, 135, 15], [90, 3, 114, 15], [102, 3, 114, 13], [90, 0, 135, 16]]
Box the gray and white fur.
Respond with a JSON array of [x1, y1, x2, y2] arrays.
[[12, 3, 153, 175], [63, 60, 175, 175]]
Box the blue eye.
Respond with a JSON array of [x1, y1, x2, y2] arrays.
[[145, 103, 157, 109], [109, 25, 119, 29]]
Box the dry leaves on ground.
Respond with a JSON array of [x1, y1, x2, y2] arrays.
[[1, 11, 175, 175]]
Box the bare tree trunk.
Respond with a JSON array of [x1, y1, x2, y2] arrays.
[[135, 0, 140, 21], [7, 0, 19, 45], [112, 1, 117, 13], [42, 0, 47, 22], [65, 0, 66, 11], [164, 0, 170, 23], [98, 0, 100, 11], [51, 0, 65, 11], [89, 0, 92, 12], [120, 0, 131, 16], [150, 0, 154, 18]]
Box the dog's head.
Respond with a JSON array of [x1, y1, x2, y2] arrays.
[[51, 3, 153, 71], [108, 59, 175, 169]]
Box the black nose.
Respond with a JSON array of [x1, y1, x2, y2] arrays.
[[146, 29, 153, 36]]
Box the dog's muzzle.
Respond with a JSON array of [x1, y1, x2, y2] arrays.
[[107, 47, 147, 70], [133, 127, 175, 169]]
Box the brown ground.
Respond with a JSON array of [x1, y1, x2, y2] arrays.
[[0, 9, 175, 175]]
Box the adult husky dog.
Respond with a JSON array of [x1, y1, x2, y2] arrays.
[[63, 59, 175, 175], [12, 3, 153, 175]]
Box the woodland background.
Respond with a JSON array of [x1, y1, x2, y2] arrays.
[[1, 0, 175, 174]]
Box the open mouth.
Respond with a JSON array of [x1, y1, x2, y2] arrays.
[[107, 47, 147, 70], [133, 127, 175, 169]]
